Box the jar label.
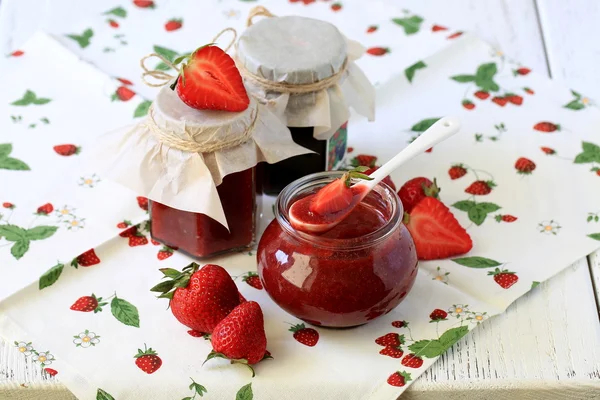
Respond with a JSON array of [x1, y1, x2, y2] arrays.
[[326, 122, 348, 171]]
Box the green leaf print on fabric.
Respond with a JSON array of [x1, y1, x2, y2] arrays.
[[451, 256, 502, 268], [153, 45, 179, 70], [0, 224, 57, 259], [97, 388, 116, 400], [408, 326, 469, 358], [564, 100, 585, 110], [236, 383, 253, 400], [451, 75, 475, 83], [111, 297, 140, 327], [574, 141, 600, 164], [405, 61, 426, 83], [392, 15, 424, 35], [452, 200, 476, 212], [411, 118, 441, 132], [588, 233, 600, 241], [134, 100, 152, 118], [11, 90, 51, 106], [26, 226, 58, 240], [103, 7, 127, 18], [66, 29, 94, 48], [39, 263, 65, 290], [451, 63, 500, 92], [10, 239, 30, 259], [452, 200, 501, 225], [0, 157, 30, 170], [0, 224, 27, 241]]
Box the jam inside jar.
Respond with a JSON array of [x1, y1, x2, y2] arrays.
[[257, 171, 418, 328], [150, 167, 256, 259]]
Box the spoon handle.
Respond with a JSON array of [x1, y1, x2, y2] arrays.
[[365, 116, 461, 188]]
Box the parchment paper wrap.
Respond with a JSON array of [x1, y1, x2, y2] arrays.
[[237, 15, 375, 140], [93, 85, 312, 229]]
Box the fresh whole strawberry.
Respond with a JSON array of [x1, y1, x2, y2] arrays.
[[474, 91, 490, 100], [2, 202, 14, 209], [523, 87, 534, 95], [462, 100, 475, 110], [157, 246, 174, 260], [366, 25, 378, 33], [429, 309, 448, 321], [205, 301, 267, 375], [387, 371, 412, 387], [71, 249, 100, 267], [290, 323, 319, 347], [401, 354, 423, 368], [136, 196, 149, 211], [448, 164, 467, 180], [375, 333, 404, 347], [113, 86, 135, 102], [70, 294, 107, 313], [151, 263, 240, 334], [492, 96, 507, 107], [44, 368, 58, 377], [489, 268, 518, 289], [533, 122, 560, 133], [133, 0, 155, 8], [165, 18, 183, 31], [506, 94, 523, 105], [432, 24, 448, 32], [129, 234, 149, 247], [495, 214, 517, 223], [380, 346, 404, 359], [392, 320, 408, 328], [540, 147, 555, 155], [364, 166, 396, 191], [465, 180, 495, 195], [447, 31, 463, 39], [108, 19, 119, 28], [171, 45, 249, 112], [367, 47, 389, 56], [36, 203, 53, 215], [398, 177, 440, 213], [404, 197, 473, 260], [515, 157, 536, 174], [331, 3, 342, 11], [513, 67, 531, 76], [351, 154, 377, 168], [243, 272, 263, 290], [53, 144, 80, 156], [134, 345, 162, 374]]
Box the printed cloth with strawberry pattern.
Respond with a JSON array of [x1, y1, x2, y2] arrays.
[[1, 0, 600, 399]]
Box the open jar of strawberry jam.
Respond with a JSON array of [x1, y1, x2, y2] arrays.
[[257, 172, 418, 327]]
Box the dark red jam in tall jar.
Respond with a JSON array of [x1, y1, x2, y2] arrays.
[[257, 171, 418, 328], [151, 167, 256, 259]]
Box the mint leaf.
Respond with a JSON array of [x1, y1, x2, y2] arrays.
[[134, 100, 152, 118], [236, 383, 253, 400], [411, 118, 441, 132], [26, 226, 58, 240], [392, 15, 424, 35], [452, 256, 502, 268], [11, 239, 30, 259], [11, 90, 36, 106], [0, 157, 30, 170], [450, 75, 475, 83], [39, 263, 64, 290], [405, 61, 426, 83], [103, 7, 127, 18], [111, 297, 140, 327], [452, 200, 476, 212], [0, 143, 12, 158], [0, 224, 28, 241], [564, 100, 585, 110], [588, 233, 600, 241], [96, 388, 116, 400]]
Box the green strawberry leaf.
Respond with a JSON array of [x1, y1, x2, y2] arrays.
[[571, 89, 581, 99], [66, 29, 94, 48], [452, 200, 476, 212], [411, 118, 441, 132], [0, 157, 30, 170], [26, 226, 58, 240], [32, 98, 51, 105], [11, 90, 36, 106], [474, 63, 499, 92], [531, 281, 540, 289], [574, 143, 600, 164], [134, 100, 152, 118], [438, 325, 469, 349], [0, 224, 28, 241], [153, 45, 178, 62], [468, 205, 487, 226], [408, 339, 444, 358], [236, 383, 253, 400], [111, 297, 140, 327], [477, 202, 501, 213], [452, 256, 502, 268], [563, 100, 585, 110], [39, 263, 65, 290], [582, 141, 600, 154], [96, 388, 116, 400], [11, 239, 30, 260], [103, 6, 127, 18], [405, 61, 426, 83], [588, 233, 600, 241], [450, 75, 475, 83], [392, 15, 424, 35], [0, 143, 12, 158]]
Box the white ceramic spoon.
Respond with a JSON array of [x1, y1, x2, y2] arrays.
[[289, 116, 461, 233]]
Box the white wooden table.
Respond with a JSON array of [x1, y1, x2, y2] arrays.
[[1, 1, 599, 399]]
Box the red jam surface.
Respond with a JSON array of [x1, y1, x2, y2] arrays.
[[257, 187, 418, 328], [151, 168, 256, 259]]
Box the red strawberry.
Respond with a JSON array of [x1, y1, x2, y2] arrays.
[[462, 100, 475, 110], [134, 345, 162, 374], [290, 323, 319, 347], [398, 177, 440, 213], [515, 157, 536, 174], [523, 87, 534, 95], [465, 180, 495, 195], [489, 268, 518, 289], [117, 77, 133, 85], [492, 96, 507, 107], [173, 45, 249, 112], [165, 18, 183, 32], [401, 354, 423, 368], [364, 166, 396, 191], [432, 24, 448, 32], [533, 122, 560, 133], [404, 197, 473, 260], [44, 368, 58, 377], [108, 19, 119, 28], [238, 291, 247, 303], [506, 94, 523, 105], [347, 146, 354, 153], [380, 346, 404, 358], [448, 164, 467, 180], [11, 50, 24, 57], [447, 31, 463, 39], [133, 0, 155, 8], [116, 220, 131, 229], [375, 333, 404, 347], [429, 309, 448, 321], [391, 320, 408, 328], [367, 47, 389, 56], [540, 147, 555, 155], [151, 263, 240, 333], [136, 196, 149, 211], [495, 215, 517, 223], [366, 25, 378, 33], [36, 203, 53, 215], [206, 301, 267, 374], [309, 176, 353, 215], [113, 86, 135, 102], [2, 202, 14, 209], [70, 294, 106, 313], [474, 91, 490, 100], [129, 234, 149, 247], [157, 246, 174, 260], [351, 154, 377, 168], [331, 3, 342, 11], [513, 67, 531, 76], [53, 144, 80, 156], [387, 371, 412, 387], [119, 226, 137, 238], [243, 272, 263, 290], [151, 238, 161, 245], [72, 249, 100, 267]]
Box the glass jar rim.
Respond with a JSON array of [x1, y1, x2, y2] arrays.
[[274, 171, 403, 250]]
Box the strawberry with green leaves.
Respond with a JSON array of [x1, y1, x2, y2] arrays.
[[290, 324, 319, 347], [489, 268, 518, 289], [134, 344, 162, 374], [387, 371, 412, 387], [401, 354, 423, 368], [157, 246, 174, 260], [465, 180, 495, 195], [71, 249, 100, 267], [243, 272, 263, 290], [70, 294, 107, 313]]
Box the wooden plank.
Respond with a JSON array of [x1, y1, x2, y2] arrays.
[[589, 251, 600, 321]]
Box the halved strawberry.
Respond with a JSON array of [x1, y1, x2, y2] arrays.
[[172, 45, 249, 112], [404, 197, 472, 260], [309, 178, 353, 216]]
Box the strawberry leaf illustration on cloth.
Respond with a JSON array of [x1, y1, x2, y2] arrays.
[[152, 45, 181, 71], [11, 90, 51, 106], [563, 90, 590, 110], [451, 63, 500, 92], [392, 15, 424, 35], [574, 141, 600, 164], [103, 7, 127, 18], [236, 383, 253, 400], [451, 256, 502, 268], [408, 326, 469, 358], [134, 100, 152, 118], [0, 224, 57, 259], [0, 144, 30, 171], [66, 28, 94, 48], [411, 118, 441, 132], [452, 200, 501, 225], [110, 296, 140, 327], [588, 233, 600, 241], [96, 388, 116, 400], [39, 263, 64, 290], [405, 61, 426, 83]]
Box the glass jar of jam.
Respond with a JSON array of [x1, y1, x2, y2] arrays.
[[257, 172, 418, 328]]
